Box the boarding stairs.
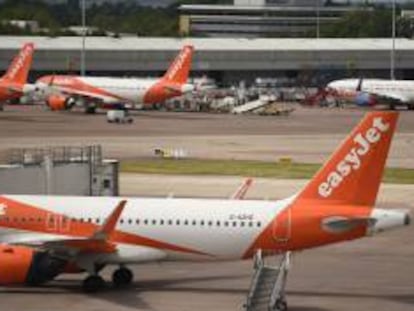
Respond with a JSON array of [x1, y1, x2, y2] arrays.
[[244, 250, 290, 311], [232, 99, 270, 114]]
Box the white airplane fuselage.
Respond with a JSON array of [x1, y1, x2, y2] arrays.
[[36, 76, 193, 105], [0, 195, 288, 263], [70, 77, 158, 104], [0, 194, 406, 266], [328, 78, 414, 103]]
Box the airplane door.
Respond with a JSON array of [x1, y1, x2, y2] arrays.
[[46, 213, 57, 231], [272, 208, 291, 243], [60, 215, 70, 233], [46, 214, 70, 232]]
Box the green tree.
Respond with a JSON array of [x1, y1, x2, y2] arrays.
[[321, 9, 393, 38]]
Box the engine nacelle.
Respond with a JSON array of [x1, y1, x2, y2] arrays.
[[0, 245, 66, 285], [355, 92, 377, 107], [46, 95, 76, 111]]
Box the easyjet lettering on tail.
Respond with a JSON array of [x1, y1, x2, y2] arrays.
[[164, 45, 193, 83], [318, 117, 390, 198], [4, 43, 34, 84]]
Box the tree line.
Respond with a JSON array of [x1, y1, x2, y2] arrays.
[[0, 0, 412, 38]]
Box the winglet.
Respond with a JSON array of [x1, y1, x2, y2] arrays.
[[231, 177, 254, 200], [93, 200, 127, 240]]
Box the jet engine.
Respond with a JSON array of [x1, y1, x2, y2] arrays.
[[355, 92, 377, 107], [0, 245, 66, 285], [46, 95, 76, 111]]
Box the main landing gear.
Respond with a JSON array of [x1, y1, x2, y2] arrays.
[[83, 275, 105, 293], [82, 266, 134, 292]]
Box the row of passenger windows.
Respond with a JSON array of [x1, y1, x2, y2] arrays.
[[0, 216, 262, 228], [95, 85, 147, 91], [117, 218, 262, 228]]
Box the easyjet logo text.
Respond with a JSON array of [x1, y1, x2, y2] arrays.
[[7, 45, 33, 79], [318, 117, 390, 198], [52, 77, 75, 86], [165, 47, 192, 81]]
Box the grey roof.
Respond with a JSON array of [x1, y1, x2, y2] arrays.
[[179, 4, 359, 13], [0, 36, 412, 52]]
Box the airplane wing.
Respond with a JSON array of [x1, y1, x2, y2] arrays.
[[364, 90, 410, 104], [50, 85, 123, 104], [8, 200, 127, 257], [38, 76, 129, 106]]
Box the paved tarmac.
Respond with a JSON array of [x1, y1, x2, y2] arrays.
[[0, 105, 413, 167], [0, 106, 413, 311]]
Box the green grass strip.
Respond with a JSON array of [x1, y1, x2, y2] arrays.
[[121, 158, 414, 184]]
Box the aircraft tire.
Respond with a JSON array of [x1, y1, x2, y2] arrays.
[[82, 275, 105, 293], [85, 106, 96, 114], [274, 298, 288, 311], [112, 267, 133, 287]]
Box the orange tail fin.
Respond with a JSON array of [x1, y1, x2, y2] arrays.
[[297, 111, 398, 206], [162, 45, 194, 84], [3, 43, 34, 84]]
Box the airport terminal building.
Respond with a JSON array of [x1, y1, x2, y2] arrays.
[[0, 36, 413, 86], [178, 1, 360, 38]]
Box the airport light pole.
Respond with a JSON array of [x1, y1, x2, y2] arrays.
[[391, 0, 396, 80], [81, 0, 86, 76], [316, 0, 320, 39]]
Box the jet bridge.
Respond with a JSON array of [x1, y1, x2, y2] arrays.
[[0, 145, 119, 196]]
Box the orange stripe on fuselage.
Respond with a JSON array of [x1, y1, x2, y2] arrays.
[[38, 76, 129, 103], [0, 196, 210, 257]]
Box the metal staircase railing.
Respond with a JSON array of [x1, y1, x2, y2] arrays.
[[244, 250, 290, 311]]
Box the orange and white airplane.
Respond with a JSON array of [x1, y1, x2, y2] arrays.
[[0, 111, 409, 295], [325, 78, 414, 109], [0, 43, 35, 106], [35, 45, 195, 113]]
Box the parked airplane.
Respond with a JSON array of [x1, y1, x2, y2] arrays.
[[0, 112, 409, 299], [0, 43, 35, 106], [326, 78, 414, 109], [35, 45, 195, 113]]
